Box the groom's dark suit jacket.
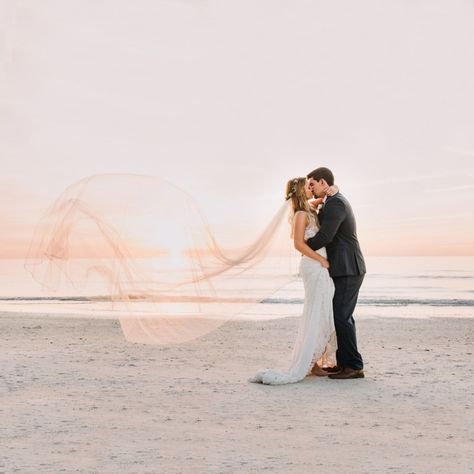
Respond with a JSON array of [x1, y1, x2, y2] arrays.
[[306, 193, 366, 278]]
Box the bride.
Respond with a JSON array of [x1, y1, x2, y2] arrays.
[[249, 177, 338, 385]]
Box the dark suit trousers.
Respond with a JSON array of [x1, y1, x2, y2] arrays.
[[332, 274, 364, 370]]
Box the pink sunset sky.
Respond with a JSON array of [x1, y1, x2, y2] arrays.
[[1, 0, 473, 258]]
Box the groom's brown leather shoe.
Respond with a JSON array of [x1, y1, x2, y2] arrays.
[[322, 366, 343, 374], [328, 368, 364, 379]]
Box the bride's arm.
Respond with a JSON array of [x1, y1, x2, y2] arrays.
[[293, 212, 330, 268], [309, 185, 339, 208], [309, 197, 324, 208]]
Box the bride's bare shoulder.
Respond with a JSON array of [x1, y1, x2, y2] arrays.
[[293, 211, 310, 224], [294, 210, 307, 218]]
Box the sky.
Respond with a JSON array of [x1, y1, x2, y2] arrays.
[[1, 0, 473, 257]]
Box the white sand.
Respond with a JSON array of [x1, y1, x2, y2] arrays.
[[1, 313, 473, 473]]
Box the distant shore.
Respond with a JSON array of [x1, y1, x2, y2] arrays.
[[1, 313, 473, 473]]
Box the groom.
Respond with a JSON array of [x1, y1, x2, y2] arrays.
[[306, 167, 366, 379]]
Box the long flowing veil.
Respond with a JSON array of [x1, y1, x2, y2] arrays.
[[26, 174, 299, 344]]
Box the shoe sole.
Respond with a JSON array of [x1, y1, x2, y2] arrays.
[[328, 373, 365, 380]]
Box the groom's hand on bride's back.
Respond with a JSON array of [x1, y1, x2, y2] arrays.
[[320, 258, 330, 269]]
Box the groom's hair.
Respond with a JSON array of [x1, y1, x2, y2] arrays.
[[307, 167, 334, 186]]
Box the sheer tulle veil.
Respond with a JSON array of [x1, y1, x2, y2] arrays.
[[26, 174, 299, 344]]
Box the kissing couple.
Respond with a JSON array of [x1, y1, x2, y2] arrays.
[[250, 167, 366, 385]]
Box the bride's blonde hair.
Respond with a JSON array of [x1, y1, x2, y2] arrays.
[[285, 177, 318, 234]]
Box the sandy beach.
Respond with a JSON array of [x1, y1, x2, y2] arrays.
[[1, 313, 473, 473]]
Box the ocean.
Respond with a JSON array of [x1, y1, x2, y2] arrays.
[[0, 257, 472, 320]]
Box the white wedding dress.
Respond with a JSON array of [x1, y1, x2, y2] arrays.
[[249, 222, 337, 385]]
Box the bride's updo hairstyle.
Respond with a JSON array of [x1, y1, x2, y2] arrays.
[[285, 177, 318, 231]]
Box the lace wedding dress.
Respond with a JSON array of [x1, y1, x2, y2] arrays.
[[249, 222, 337, 385]]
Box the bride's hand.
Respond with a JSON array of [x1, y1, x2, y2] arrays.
[[325, 185, 339, 196], [309, 198, 324, 208], [320, 258, 330, 269]]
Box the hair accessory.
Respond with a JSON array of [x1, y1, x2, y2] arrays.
[[285, 178, 300, 201]]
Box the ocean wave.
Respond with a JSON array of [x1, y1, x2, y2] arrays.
[[369, 274, 474, 280], [0, 296, 473, 307], [262, 298, 474, 307]]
